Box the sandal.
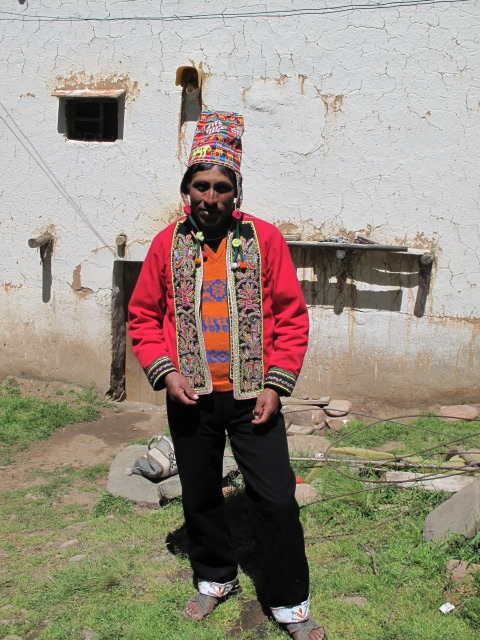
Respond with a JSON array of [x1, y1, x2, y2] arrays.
[[285, 618, 327, 640], [183, 581, 241, 621]]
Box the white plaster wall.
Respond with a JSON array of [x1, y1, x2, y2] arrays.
[[0, 1, 479, 403]]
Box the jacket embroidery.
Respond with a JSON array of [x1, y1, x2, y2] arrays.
[[172, 221, 212, 393], [171, 219, 264, 399], [227, 222, 264, 399]]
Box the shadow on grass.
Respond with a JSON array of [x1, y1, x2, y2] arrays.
[[165, 490, 271, 616]]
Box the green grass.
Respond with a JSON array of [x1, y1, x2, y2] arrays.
[[0, 379, 108, 465], [0, 387, 479, 639], [329, 414, 480, 459]]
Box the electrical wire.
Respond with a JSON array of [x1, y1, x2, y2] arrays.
[[0, 0, 472, 22]]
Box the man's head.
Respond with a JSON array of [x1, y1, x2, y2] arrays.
[[181, 111, 244, 216], [182, 163, 236, 230]]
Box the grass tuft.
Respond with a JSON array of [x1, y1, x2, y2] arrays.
[[92, 491, 134, 517]]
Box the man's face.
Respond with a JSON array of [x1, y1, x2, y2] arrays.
[[188, 165, 236, 229]]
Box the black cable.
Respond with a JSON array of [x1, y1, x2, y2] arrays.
[[0, 0, 471, 22]]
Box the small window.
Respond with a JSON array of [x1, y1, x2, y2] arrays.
[[52, 89, 125, 142], [65, 98, 118, 141]]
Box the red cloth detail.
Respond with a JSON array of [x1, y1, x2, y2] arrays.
[[128, 213, 309, 397]]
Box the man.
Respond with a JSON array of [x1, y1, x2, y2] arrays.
[[128, 111, 326, 640]]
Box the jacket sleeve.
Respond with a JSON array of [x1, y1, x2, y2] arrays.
[[263, 227, 309, 396], [127, 234, 177, 391]]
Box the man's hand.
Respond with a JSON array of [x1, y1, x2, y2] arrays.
[[252, 388, 280, 425], [165, 372, 199, 405]]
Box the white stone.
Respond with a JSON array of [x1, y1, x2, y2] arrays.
[[439, 405, 479, 421], [343, 596, 368, 606], [424, 480, 480, 542], [295, 483, 319, 503], [282, 408, 325, 427], [324, 400, 352, 417], [446, 559, 480, 584], [325, 417, 351, 432], [59, 539, 79, 549], [68, 554, 86, 563], [287, 435, 331, 456], [287, 424, 315, 436]]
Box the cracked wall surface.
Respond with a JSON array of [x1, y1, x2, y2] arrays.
[[0, 0, 479, 402]]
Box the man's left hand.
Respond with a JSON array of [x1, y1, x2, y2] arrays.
[[252, 389, 280, 425]]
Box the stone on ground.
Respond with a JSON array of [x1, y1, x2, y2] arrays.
[[439, 405, 479, 421], [287, 435, 330, 456], [107, 444, 239, 505], [107, 444, 161, 508], [423, 480, 480, 542], [294, 483, 319, 503], [446, 559, 480, 583], [158, 455, 238, 501], [324, 400, 352, 417], [343, 596, 368, 606], [381, 471, 476, 493], [282, 396, 330, 406], [282, 406, 326, 426], [59, 539, 79, 549], [157, 474, 182, 501], [325, 417, 351, 432], [68, 554, 86, 563], [287, 424, 315, 436], [465, 449, 480, 463]]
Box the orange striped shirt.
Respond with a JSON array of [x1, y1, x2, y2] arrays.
[[202, 238, 233, 391]]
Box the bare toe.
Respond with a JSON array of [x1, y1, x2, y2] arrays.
[[183, 592, 218, 621]]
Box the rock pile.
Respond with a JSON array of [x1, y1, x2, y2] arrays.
[[282, 396, 352, 436]]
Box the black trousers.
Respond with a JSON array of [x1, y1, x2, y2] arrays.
[[167, 391, 310, 609]]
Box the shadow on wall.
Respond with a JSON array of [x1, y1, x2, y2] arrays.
[[290, 246, 433, 318]]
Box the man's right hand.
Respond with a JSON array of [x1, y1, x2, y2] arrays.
[[164, 372, 200, 405]]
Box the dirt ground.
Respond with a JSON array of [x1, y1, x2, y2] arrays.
[[0, 377, 169, 493], [2, 376, 478, 495]]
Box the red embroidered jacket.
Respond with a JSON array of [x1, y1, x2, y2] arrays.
[[128, 212, 309, 400]]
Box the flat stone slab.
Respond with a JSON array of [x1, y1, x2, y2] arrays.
[[107, 445, 240, 506], [282, 396, 330, 407], [324, 400, 352, 417], [424, 479, 480, 542], [294, 483, 319, 503], [287, 435, 331, 456], [446, 559, 480, 583], [343, 596, 368, 606], [325, 417, 352, 432], [283, 408, 326, 427], [439, 405, 479, 421], [381, 471, 476, 493], [287, 424, 315, 436], [107, 445, 161, 508], [158, 455, 238, 501]]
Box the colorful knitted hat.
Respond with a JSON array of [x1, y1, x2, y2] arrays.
[[188, 111, 244, 174], [183, 111, 246, 269]]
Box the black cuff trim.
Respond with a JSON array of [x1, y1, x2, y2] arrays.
[[264, 367, 297, 397], [145, 357, 177, 391]]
